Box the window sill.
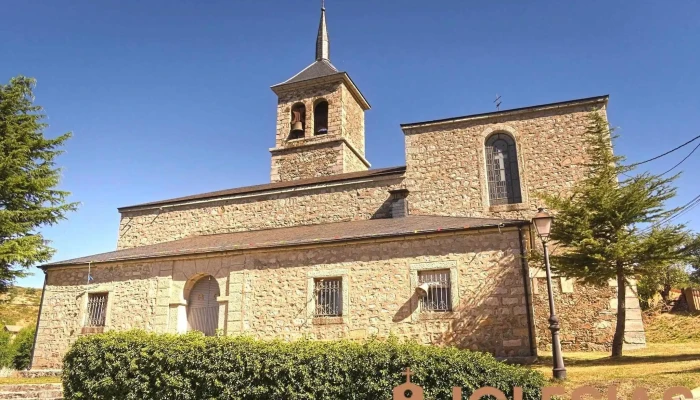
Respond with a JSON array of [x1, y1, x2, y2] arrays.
[[312, 317, 344, 325], [81, 326, 105, 335], [418, 311, 456, 321], [489, 203, 530, 213]]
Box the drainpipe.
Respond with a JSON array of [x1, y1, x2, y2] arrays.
[[28, 269, 48, 370], [518, 226, 538, 357]]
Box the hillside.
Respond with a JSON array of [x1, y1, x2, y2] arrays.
[[644, 311, 700, 343], [0, 287, 42, 327]]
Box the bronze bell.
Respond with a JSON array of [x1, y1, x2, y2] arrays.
[[291, 110, 304, 135]]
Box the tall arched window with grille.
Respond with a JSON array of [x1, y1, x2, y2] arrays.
[[485, 133, 522, 205]]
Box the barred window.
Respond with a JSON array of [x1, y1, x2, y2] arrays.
[[418, 270, 452, 312], [85, 293, 108, 327], [314, 278, 342, 317], [485, 133, 522, 205]]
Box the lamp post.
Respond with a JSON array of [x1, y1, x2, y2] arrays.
[[532, 208, 567, 380]]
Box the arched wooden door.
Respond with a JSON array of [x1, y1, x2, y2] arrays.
[[187, 276, 220, 336]]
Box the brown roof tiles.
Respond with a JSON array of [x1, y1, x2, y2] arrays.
[[43, 215, 528, 268]]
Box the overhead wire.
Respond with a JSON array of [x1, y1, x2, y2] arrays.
[[659, 141, 700, 176], [638, 194, 700, 234], [626, 134, 700, 168]]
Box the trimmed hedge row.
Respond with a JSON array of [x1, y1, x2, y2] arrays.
[[63, 331, 544, 400]]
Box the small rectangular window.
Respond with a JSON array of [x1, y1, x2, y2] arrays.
[[85, 293, 108, 327], [418, 270, 452, 312], [314, 278, 342, 317]]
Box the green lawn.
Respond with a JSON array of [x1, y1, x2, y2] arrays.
[[534, 312, 700, 400], [0, 376, 61, 385]]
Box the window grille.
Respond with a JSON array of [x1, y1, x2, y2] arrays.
[[314, 278, 342, 317], [485, 133, 522, 205], [418, 270, 452, 312], [85, 293, 108, 327]]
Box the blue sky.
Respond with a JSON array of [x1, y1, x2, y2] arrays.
[[3, 0, 699, 288]]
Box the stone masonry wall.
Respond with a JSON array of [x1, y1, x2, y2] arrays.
[[341, 84, 365, 157], [531, 277, 646, 351], [31, 262, 165, 368], [117, 175, 404, 249], [342, 142, 367, 173], [403, 103, 607, 222], [271, 80, 367, 182], [33, 229, 532, 368], [271, 140, 342, 182], [274, 82, 343, 146]]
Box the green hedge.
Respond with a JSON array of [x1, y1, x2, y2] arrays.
[[63, 331, 545, 400]]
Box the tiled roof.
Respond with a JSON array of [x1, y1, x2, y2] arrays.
[[43, 215, 528, 268], [118, 166, 406, 211]]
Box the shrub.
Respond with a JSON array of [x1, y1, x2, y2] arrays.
[[0, 327, 12, 368], [63, 330, 545, 400], [10, 325, 35, 370]]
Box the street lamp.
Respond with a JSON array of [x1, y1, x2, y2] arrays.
[[532, 207, 567, 380]]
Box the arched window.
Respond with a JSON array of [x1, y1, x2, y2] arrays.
[[289, 103, 306, 139], [314, 101, 328, 135], [187, 275, 220, 336], [485, 133, 522, 205]]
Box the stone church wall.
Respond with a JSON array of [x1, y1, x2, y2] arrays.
[[402, 101, 607, 222], [531, 276, 645, 352], [33, 229, 533, 368], [340, 84, 365, 157], [31, 262, 164, 368], [117, 175, 404, 249], [271, 140, 343, 182]]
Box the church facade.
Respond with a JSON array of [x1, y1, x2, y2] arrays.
[[31, 7, 645, 369]]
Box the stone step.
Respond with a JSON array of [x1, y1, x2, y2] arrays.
[[0, 383, 62, 400]]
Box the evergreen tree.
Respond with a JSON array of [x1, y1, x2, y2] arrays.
[[541, 113, 695, 357], [0, 76, 77, 292]]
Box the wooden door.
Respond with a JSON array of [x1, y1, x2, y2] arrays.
[[187, 276, 220, 336]]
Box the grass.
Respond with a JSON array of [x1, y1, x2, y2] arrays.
[[645, 311, 700, 343], [0, 376, 61, 385], [534, 341, 700, 399]]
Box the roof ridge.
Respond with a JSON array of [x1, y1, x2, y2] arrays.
[[118, 166, 406, 211]]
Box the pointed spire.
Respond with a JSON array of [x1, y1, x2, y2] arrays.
[[315, 1, 330, 61]]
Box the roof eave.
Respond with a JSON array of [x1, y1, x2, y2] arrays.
[[400, 95, 609, 131], [271, 72, 370, 110]]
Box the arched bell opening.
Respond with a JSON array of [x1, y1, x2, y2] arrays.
[[314, 100, 329, 135], [186, 275, 220, 336], [289, 103, 306, 139]]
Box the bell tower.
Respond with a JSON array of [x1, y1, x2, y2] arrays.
[[269, 4, 371, 183]]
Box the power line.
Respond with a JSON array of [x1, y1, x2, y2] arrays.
[[659, 141, 700, 176], [639, 194, 700, 234], [627, 134, 700, 168]]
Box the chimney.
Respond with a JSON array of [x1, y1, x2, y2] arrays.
[[389, 189, 409, 218]]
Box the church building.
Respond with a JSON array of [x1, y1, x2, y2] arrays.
[[31, 6, 645, 369]]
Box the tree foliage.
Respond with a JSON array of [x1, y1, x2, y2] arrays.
[[9, 324, 35, 370], [0, 326, 12, 367], [541, 112, 696, 356], [0, 76, 77, 291], [637, 264, 691, 309]]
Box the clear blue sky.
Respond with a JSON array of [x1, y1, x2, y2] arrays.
[[3, 0, 699, 288]]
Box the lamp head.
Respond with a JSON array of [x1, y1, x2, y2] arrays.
[[532, 207, 553, 239]]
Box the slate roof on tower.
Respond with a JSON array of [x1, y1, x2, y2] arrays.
[[278, 59, 340, 85], [270, 3, 370, 109]]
